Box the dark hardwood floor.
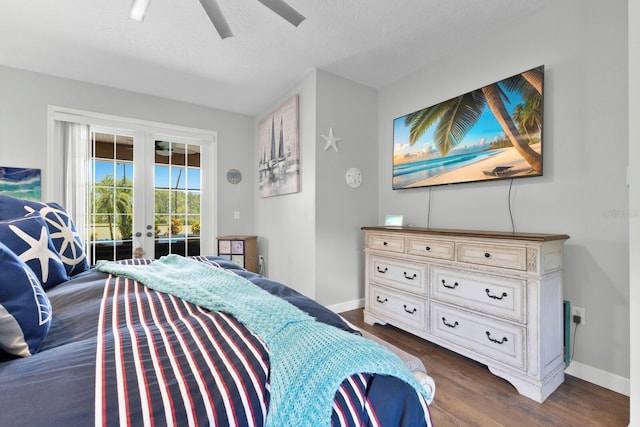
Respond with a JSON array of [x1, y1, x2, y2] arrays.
[[340, 308, 629, 427]]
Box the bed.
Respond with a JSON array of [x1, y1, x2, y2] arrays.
[[0, 194, 434, 426]]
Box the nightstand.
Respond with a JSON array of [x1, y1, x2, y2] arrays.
[[217, 235, 258, 273]]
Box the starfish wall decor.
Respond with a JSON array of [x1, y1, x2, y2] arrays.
[[320, 128, 342, 152]]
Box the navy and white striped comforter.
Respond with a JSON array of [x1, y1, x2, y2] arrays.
[[0, 256, 432, 427]]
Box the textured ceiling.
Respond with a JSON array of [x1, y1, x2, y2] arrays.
[[0, 0, 548, 115]]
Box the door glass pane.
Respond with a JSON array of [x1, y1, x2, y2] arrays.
[[172, 167, 186, 190], [88, 132, 134, 263], [154, 141, 201, 257], [116, 162, 133, 187]]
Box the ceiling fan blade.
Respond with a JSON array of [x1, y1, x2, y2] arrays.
[[130, 0, 152, 21], [256, 0, 305, 27], [198, 0, 233, 39]]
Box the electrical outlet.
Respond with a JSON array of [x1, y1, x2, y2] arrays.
[[571, 305, 586, 325]]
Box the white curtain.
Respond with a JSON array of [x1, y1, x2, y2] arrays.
[[56, 121, 90, 243]]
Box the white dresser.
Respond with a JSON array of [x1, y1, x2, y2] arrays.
[[362, 226, 569, 403]]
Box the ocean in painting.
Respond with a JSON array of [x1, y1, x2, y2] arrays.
[[0, 167, 41, 201], [393, 149, 502, 188]]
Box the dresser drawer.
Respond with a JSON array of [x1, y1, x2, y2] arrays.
[[369, 255, 427, 294], [457, 242, 527, 271], [370, 285, 426, 330], [430, 302, 526, 370], [406, 237, 455, 260], [368, 234, 405, 253], [430, 267, 526, 322]]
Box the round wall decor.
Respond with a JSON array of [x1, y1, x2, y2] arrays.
[[226, 168, 242, 184], [345, 167, 363, 188]]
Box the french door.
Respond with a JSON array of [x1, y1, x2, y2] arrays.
[[88, 127, 209, 263]]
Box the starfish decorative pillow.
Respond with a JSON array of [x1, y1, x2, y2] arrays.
[[0, 195, 89, 276], [0, 241, 52, 357], [0, 212, 69, 290]]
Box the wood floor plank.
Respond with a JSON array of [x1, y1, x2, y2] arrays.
[[340, 308, 629, 427]]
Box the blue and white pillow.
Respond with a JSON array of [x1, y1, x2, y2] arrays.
[[0, 241, 52, 357], [0, 195, 89, 276], [0, 213, 69, 290]]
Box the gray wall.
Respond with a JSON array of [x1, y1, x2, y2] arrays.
[[0, 65, 255, 238], [254, 71, 318, 298], [377, 0, 629, 382], [315, 70, 378, 307], [254, 70, 378, 306]]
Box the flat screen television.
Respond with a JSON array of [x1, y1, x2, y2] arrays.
[[393, 66, 543, 189]]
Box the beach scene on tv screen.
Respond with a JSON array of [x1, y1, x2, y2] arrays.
[[393, 66, 543, 189]]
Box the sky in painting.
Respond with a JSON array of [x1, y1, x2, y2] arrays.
[[393, 85, 525, 158]]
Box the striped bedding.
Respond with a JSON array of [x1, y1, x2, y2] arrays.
[[96, 276, 270, 426], [0, 256, 432, 427]]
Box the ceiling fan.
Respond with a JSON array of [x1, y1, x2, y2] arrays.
[[154, 140, 173, 156], [155, 140, 200, 156], [130, 0, 306, 39]]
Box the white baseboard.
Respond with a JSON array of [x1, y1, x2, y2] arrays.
[[565, 361, 630, 396], [325, 298, 364, 314]]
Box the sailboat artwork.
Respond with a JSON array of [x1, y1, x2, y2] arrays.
[[258, 95, 300, 198]]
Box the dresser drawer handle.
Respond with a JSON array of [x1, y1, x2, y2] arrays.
[[376, 296, 388, 304], [442, 279, 458, 289], [425, 246, 431, 251], [484, 252, 491, 258], [376, 266, 388, 274], [403, 272, 417, 280], [485, 288, 508, 300], [442, 317, 459, 328], [403, 305, 417, 314], [486, 331, 508, 344]]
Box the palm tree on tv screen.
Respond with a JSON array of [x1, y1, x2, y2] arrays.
[[404, 67, 543, 173], [512, 94, 542, 142]]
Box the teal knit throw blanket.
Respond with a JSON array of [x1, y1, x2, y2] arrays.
[[96, 255, 430, 426]]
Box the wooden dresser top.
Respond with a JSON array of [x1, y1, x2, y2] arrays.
[[361, 226, 569, 242]]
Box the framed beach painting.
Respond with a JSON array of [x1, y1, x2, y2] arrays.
[[258, 95, 300, 198], [393, 66, 544, 189], [0, 166, 41, 201]]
